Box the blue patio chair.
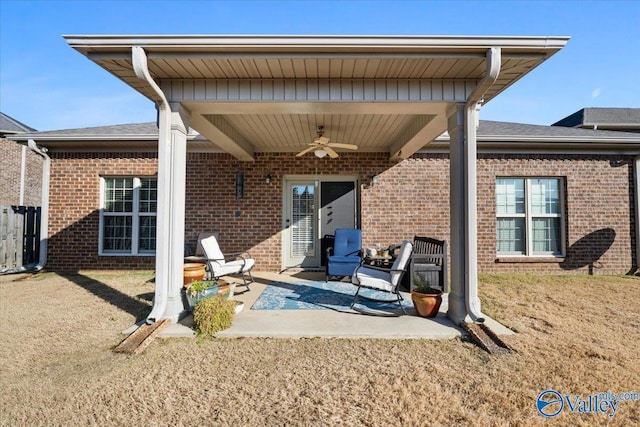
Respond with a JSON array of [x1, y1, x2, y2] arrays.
[[326, 228, 362, 281]]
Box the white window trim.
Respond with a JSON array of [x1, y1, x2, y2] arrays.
[[99, 176, 157, 256], [496, 177, 566, 257]]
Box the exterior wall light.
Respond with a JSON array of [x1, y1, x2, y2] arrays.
[[265, 174, 272, 184]]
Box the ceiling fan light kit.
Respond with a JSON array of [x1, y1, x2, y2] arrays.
[[314, 148, 328, 158], [295, 125, 358, 159]]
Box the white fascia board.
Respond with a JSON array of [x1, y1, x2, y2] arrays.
[[9, 135, 158, 142], [434, 133, 639, 144], [64, 35, 570, 54], [8, 134, 203, 143], [419, 147, 640, 155], [420, 139, 640, 154], [479, 135, 640, 144]]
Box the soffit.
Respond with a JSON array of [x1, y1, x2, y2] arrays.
[[66, 35, 568, 104], [64, 35, 569, 159], [215, 113, 419, 152]]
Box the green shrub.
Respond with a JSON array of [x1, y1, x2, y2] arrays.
[[192, 295, 236, 335]]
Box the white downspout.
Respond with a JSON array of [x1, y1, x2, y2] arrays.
[[132, 46, 172, 323], [462, 47, 501, 323], [19, 145, 26, 205], [0, 139, 50, 274]]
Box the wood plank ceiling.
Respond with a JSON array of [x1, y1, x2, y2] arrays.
[[80, 37, 562, 157]]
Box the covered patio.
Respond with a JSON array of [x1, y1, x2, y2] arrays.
[[65, 35, 569, 326], [159, 271, 513, 339]]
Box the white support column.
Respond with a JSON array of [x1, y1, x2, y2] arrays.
[[448, 103, 468, 323], [447, 103, 482, 324], [146, 102, 190, 322], [132, 46, 190, 323], [161, 103, 190, 322], [463, 105, 482, 321]]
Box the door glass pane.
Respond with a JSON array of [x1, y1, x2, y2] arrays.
[[532, 217, 561, 254], [496, 217, 525, 254], [291, 185, 315, 257], [496, 178, 524, 215], [320, 181, 356, 235]]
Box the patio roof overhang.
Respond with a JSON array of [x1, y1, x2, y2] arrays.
[[65, 35, 569, 162], [62, 34, 570, 326]]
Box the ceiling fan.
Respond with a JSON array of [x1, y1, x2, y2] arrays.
[[295, 125, 358, 158]]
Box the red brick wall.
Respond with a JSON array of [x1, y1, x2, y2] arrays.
[[0, 138, 43, 206], [47, 152, 158, 270], [477, 154, 635, 274], [46, 151, 636, 274], [183, 152, 450, 271]]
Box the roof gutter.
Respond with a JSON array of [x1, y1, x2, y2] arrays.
[[461, 47, 501, 323], [1, 140, 50, 274], [132, 46, 171, 324], [64, 34, 570, 52]]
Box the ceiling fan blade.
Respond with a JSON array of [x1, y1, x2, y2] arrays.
[[324, 146, 339, 158], [316, 136, 330, 144], [296, 145, 317, 157], [327, 143, 358, 150]]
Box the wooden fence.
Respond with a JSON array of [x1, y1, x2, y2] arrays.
[[0, 205, 41, 269]]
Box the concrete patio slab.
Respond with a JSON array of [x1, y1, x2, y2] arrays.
[[160, 271, 514, 340]]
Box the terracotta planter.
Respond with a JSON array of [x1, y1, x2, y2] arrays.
[[183, 263, 206, 287], [411, 289, 443, 318], [217, 280, 236, 300]]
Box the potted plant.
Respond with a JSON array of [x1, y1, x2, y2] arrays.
[[185, 279, 219, 310], [410, 274, 443, 318]]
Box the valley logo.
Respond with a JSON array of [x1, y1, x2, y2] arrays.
[[537, 389, 625, 418], [537, 390, 565, 418]]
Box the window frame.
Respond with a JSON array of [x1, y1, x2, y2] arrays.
[[98, 176, 157, 256], [495, 177, 566, 257]]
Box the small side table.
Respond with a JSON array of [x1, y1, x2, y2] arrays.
[[364, 255, 393, 267]]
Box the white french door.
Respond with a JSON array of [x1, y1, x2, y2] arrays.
[[284, 181, 318, 268], [283, 177, 358, 269]]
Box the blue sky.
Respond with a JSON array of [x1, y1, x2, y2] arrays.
[[1, 0, 638, 131]]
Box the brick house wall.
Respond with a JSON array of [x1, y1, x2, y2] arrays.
[[183, 152, 451, 271], [47, 152, 158, 270], [46, 151, 636, 274], [0, 138, 43, 206], [477, 154, 635, 275]]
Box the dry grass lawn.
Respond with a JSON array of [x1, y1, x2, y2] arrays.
[[1, 270, 638, 426]]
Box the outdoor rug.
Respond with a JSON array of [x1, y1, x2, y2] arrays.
[[251, 280, 413, 312]]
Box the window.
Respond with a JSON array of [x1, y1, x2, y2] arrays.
[[100, 177, 157, 255], [496, 178, 564, 256]]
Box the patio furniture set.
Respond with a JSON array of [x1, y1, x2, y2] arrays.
[[183, 228, 446, 316], [326, 229, 447, 315]]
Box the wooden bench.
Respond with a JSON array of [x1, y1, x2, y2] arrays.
[[409, 236, 447, 292]]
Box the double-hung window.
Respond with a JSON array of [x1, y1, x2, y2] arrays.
[[99, 177, 157, 255], [495, 177, 564, 256]]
